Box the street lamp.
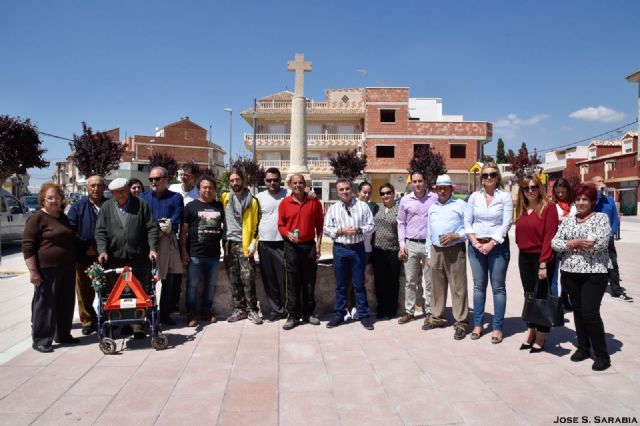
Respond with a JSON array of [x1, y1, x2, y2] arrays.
[[224, 108, 232, 166]]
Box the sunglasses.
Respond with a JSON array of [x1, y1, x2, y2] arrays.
[[481, 172, 498, 179], [149, 177, 165, 182], [523, 185, 539, 193], [380, 191, 393, 196], [265, 178, 280, 183]]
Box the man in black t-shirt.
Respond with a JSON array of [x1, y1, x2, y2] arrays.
[[179, 175, 225, 326]]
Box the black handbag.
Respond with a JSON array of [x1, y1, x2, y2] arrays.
[[521, 278, 565, 327]]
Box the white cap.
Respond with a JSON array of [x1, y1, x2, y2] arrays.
[[108, 178, 129, 191], [434, 174, 455, 187]]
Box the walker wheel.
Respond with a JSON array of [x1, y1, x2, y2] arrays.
[[99, 337, 117, 355], [152, 333, 169, 350]]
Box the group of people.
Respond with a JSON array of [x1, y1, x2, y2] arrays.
[[22, 162, 626, 370]]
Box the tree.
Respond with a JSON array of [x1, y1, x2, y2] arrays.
[[69, 122, 124, 178], [0, 115, 49, 183], [509, 143, 541, 179], [408, 146, 447, 187], [329, 149, 368, 181], [482, 154, 495, 163], [506, 149, 516, 163], [495, 138, 508, 163], [149, 151, 178, 179], [230, 156, 265, 187]]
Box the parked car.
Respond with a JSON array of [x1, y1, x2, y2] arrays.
[[1, 189, 30, 242], [21, 195, 42, 212]]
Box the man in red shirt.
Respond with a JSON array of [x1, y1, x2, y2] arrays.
[[278, 174, 324, 330]]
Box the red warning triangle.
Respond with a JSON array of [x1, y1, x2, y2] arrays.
[[104, 266, 153, 310]]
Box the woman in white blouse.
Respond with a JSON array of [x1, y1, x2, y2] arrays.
[[551, 183, 612, 371], [464, 162, 513, 344]]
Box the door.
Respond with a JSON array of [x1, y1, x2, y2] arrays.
[[4, 194, 28, 240]]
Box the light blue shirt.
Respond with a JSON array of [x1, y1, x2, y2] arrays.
[[425, 196, 467, 258], [464, 188, 513, 244]]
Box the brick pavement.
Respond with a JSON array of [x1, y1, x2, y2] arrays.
[[0, 220, 639, 425]]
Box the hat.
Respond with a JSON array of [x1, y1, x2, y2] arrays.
[[108, 178, 129, 191], [434, 174, 455, 187]]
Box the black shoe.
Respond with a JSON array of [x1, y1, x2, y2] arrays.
[[161, 317, 176, 326], [81, 325, 94, 336], [570, 349, 591, 362], [267, 312, 285, 322], [55, 336, 80, 344], [32, 343, 53, 353], [303, 315, 321, 325], [614, 292, 634, 302], [361, 317, 374, 330], [120, 325, 133, 336], [282, 316, 300, 330], [454, 327, 467, 340], [326, 317, 344, 329], [529, 343, 545, 353], [592, 358, 611, 371]]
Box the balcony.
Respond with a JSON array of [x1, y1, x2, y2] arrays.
[[257, 160, 334, 175], [241, 101, 365, 121], [244, 133, 363, 149]]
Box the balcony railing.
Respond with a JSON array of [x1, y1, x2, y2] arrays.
[[257, 159, 333, 175], [251, 100, 364, 115], [244, 133, 363, 148]]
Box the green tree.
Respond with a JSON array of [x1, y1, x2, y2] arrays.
[[520, 142, 529, 157], [408, 146, 447, 187], [329, 149, 368, 181], [482, 154, 495, 163], [70, 122, 124, 177], [495, 138, 508, 163], [0, 115, 49, 183]]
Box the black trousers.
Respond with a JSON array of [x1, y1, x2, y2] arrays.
[[160, 273, 182, 320], [284, 241, 317, 319], [372, 248, 401, 317], [258, 241, 286, 315], [32, 266, 76, 346], [562, 271, 610, 360], [606, 236, 622, 295], [518, 251, 556, 333]]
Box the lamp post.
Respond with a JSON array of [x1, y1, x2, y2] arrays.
[[224, 108, 232, 166]]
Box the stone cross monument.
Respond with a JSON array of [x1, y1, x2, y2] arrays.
[[287, 53, 312, 176]]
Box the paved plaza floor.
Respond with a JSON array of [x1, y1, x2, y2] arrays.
[[0, 220, 639, 425]]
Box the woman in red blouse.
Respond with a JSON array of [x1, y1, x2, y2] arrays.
[[515, 174, 559, 353]]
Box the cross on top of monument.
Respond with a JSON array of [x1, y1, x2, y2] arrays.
[[287, 53, 312, 97]]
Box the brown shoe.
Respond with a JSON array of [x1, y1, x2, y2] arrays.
[[187, 314, 198, 327], [398, 314, 415, 324], [208, 315, 217, 324]]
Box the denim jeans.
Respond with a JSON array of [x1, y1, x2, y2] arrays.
[[333, 243, 369, 319], [187, 256, 220, 316], [468, 239, 510, 330]]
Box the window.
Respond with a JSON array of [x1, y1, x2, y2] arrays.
[[380, 109, 396, 123], [312, 181, 323, 200], [414, 144, 430, 155], [589, 147, 597, 160], [624, 140, 633, 154], [606, 161, 616, 171], [581, 165, 589, 175], [376, 145, 395, 158], [450, 144, 466, 159]]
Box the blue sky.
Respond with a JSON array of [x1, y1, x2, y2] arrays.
[[2, 0, 639, 184]]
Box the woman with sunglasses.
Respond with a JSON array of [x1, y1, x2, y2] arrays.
[[515, 174, 559, 353], [551, 184, 612, 371], [464, 162, 513, 343], [22, 183, 78, 352], [371, 183, 401, 319], [551, 178, 576, 310]]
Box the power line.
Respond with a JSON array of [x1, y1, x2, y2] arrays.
[[38, 131, 73, 142], [538, 120, 638, 153]]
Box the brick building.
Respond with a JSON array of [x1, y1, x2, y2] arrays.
[[575, 132, 639, 215], [241, 87, 492, 202], [107, 117, 226, 185]]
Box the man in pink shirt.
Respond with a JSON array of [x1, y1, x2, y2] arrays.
[[397, 171, 437, 327]]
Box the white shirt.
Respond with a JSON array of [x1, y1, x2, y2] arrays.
[[323, 198, 374, 245], [256, 188, 289, 241], [169, 183, 199, 205], [464, 188, 513, 244]]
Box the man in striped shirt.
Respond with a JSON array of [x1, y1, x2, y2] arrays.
[[323, 178, 375, 330]]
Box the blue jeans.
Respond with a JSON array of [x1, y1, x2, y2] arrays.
[[187, 256, 220, 316], [468, 240, 510, 330], [333, 243, 369, 318], [550, 258, 560, 296]]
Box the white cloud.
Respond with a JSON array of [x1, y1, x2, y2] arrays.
[[494, 113, 550, 138], [569, 106, 625, 123]]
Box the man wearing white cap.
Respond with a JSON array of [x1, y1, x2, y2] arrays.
[[95, 178, 158, 337], [423, 174, 469, 340]]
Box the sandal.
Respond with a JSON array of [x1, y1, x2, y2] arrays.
[[491, 332, 503, 344], [470, 328, 483, 340]]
